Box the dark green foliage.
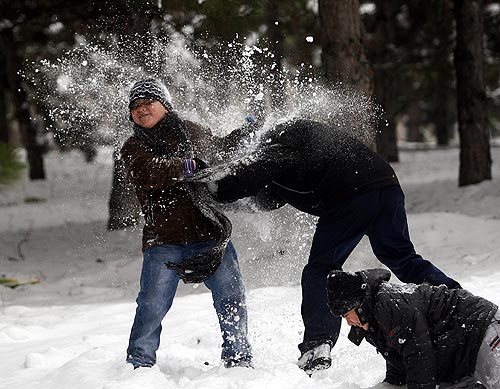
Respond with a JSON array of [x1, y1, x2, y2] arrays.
[[0, 143, 26, 189]]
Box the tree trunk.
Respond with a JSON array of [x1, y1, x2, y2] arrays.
[[0, 28, 46, 179], [433, 0, 454, 146], [0, 87, 8, 145], [373, 0, 399, 162], [318, 0, 373, 96], [453, 0, 491, 186], [0, 45, 9, 144], [266, 0, 286, 113], [405, 100, 425, 143]]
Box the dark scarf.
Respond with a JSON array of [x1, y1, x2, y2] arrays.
[[134, 112, 232, 284], [133, 112, 193, 158]]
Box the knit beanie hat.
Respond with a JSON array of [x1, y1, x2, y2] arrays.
[[326, 270, 366, 316], [129, 78, 173, 112]]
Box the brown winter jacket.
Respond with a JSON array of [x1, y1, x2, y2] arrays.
[[121, 118, 232, 251]]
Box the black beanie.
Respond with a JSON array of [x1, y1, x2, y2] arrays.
[[327, 270, 366, 316], [129, 78, 173, 113]]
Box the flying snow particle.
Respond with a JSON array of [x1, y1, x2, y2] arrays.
[[306, 36, 314, 43], [82, 60, 88, 66], [360, 3, 376, 15]]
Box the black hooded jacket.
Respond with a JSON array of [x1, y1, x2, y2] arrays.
[[347, 269, 498, 388], [215, 119, 399, 216]]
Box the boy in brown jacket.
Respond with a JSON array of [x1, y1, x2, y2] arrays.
[[121, 78, 252, 369]]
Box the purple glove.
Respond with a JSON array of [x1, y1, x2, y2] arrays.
[[183, 158, 197, 177]]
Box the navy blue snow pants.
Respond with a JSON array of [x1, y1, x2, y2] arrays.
[[300, 185, 461, 351]]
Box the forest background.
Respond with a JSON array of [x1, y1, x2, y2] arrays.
[[1, 0, 499, 222]]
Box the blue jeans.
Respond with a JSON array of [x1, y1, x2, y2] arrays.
[[300, 186, 461, 351], [126, 240, 251, 367]]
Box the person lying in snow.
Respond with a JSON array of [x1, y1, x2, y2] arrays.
[[327, 268, 500, 388], [121, 78, 254, 369], [186, 118, 462, 374]]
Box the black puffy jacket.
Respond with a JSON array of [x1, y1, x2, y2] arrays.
[[216, 119, 399, 216], [347, 269, 498, 388]]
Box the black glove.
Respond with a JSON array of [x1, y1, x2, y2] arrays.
[[165, 247, 223, 284], [193, 158, 209, 170]]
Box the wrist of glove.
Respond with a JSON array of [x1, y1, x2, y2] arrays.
[[183, 158, 197, 177]]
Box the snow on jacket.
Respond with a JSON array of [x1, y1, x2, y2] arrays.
[[347, 269, 498, 388], [215, 119, 400, 216]]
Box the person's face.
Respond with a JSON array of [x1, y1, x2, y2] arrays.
[[342, 309, 369, 330], [130, 98, 168, 128]]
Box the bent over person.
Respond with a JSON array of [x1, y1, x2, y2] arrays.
[[190, 118, 462, 373], [121, 78, 253, 369], [327, 268, 500, 388]]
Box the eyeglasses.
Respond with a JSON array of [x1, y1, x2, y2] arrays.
[[130, 99, 155, 111]]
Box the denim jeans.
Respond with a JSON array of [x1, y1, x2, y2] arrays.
[[300, 186, 461, 350], [126, 240, 251, 367]]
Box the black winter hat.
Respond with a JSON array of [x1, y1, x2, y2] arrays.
[[129, 78, 173, 112], [327, 270, 366, 316]]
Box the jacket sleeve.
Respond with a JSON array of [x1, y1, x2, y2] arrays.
[[120, 137, 184, 189], [184, 120, 217, 160], [216, 143, 290, 203], [248, 185, 287, 211], [189, 121, 259, 163], [218, 122, 259, 156], [375, 299, 437, 389]]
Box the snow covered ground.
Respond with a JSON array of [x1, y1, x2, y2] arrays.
[[1, 144, 500, 388]]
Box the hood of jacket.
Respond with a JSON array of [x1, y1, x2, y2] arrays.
[[347, 268, 391, 346]]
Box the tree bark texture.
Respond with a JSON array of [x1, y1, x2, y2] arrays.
[[453, 0, 491, 186], [0, 28, 46, 179], [0, 87, 8, 145], [433, 0, 454, 146], [266, 0, 286, 112], [0, 46, 9, 144], [373, 0, 399, 162], [318, 0, 373, 96]]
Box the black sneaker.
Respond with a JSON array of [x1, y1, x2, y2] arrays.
[[297, 343, 332, 374]]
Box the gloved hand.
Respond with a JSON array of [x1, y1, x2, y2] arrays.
[[165, 249, 223, 284]]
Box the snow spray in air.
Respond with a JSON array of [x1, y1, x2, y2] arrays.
[[23, 32, 381, 288]]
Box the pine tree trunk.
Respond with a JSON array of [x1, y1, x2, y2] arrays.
[[433, 0, 454, 146], [405, 100, 425, 143], [266, 0, 286, 112], [373, 0, 399, 162], [0, 28, 45, 179], [318, 0, 373, 96], [0, 88, 8, 144], [453, 0, 491, 186], [0, 46, 9, 144]]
